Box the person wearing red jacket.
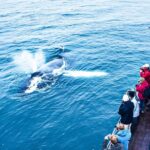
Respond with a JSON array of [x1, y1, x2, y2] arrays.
[[140, 64, 150, 84], [136, 77, 149, 113]]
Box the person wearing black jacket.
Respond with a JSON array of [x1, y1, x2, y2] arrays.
[[118, 94, 134, 127]]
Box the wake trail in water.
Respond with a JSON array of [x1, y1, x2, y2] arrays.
[[63, 70, 108, 78]]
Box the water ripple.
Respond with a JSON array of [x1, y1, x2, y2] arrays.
[[0, 0, 150, 150]]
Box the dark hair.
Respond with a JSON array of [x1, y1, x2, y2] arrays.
[[127, 90, 135, 99]]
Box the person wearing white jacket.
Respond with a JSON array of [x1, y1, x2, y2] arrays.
[[127, 90, 140, 134]]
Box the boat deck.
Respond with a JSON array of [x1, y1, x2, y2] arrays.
[[129, 110, 150, 150]]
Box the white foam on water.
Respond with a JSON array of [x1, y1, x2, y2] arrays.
[[13, 50, 45, 73], [25, 76, 42, 94], [63, 70, 108, 78]]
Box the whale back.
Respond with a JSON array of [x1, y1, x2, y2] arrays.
[[38, 58, 64, 73], [25, 58, 65, 93]]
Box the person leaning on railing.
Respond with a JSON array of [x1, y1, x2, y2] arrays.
[[139, 64, 150, 111], [127, 90, 140, 134], [102, 134, 124, 150], [135, 77, 149, 113], [139, 64, 150, 84], [118, 94, 134, 129], [115, 123, 131, 150], [102, 123, 131, 150]]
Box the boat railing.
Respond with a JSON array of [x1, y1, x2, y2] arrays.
[[106, 89, 138, 150]]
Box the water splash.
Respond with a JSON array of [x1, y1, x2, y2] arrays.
[[63, 70, 108, 78], [13, 50, 45, 73]]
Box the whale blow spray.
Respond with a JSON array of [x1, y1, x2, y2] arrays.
[[13, 50, 45, 73]]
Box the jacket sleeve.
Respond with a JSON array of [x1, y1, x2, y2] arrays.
[[136, 84, 144, 92]]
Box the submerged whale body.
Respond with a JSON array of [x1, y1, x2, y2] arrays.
[[25, 57, 65, 93]]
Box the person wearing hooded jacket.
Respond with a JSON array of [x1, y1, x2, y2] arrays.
[[116, 124, 131, 150], [140, 64, 150, 84], [135, 77, 149, 112], [102, 124, 131, 150], [118, 94, 134, 126], [102, 134, 124, 150]]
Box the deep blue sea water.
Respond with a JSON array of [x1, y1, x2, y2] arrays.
[[0, 0, 150, 150]]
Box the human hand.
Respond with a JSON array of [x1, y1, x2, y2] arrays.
[[104, 134, 111, 140]]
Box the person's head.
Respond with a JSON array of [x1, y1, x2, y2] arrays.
[[127, 90, 135, 99], [122, 94, 129, 102], [116, 123, 125, 130], [140, 64, 150, 71], [110, 135, 118, 144]]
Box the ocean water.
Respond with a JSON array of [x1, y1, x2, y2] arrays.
[[0, 0, 150, 149]]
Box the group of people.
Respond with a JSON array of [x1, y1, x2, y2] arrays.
[[102, 64, 150, 150]]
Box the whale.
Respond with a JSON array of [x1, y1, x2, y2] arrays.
[[25, 56, 66, 93], [19, 47, 108, 94]]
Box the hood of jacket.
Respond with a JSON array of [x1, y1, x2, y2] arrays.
[[117, 129, 131, 140]]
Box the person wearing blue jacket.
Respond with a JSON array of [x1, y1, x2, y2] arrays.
[[102, 134, 124, 150], [116, 123, 131, 150]]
